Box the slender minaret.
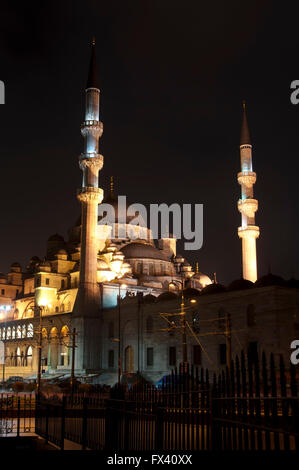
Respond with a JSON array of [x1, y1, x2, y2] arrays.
[[72, 38, 104, 371], [237, 102, 259, 282]]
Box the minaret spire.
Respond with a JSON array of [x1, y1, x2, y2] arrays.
[[72, 40, 104, 372], [237, 102, 260, 282]]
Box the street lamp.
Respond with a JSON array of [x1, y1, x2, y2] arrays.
[[168, 279, 187, 366], [117, 283, 126, 385]]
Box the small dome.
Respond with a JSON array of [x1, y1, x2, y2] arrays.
[[11, 262, 21, 268], [0, 272, 7, 280], [255, 273, 286, 288], [121, 242, 168, 261], [228, 278, 254, 291], [58, 249, 67, 255], [183, 287, 201, 298], [174, 254, 184, 263], [48, 233, 64, 242], [143, 294, 156, 304], [201, 283, 226, 295], [157, 291, 178, 302]]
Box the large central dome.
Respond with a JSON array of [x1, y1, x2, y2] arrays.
[[120, 242, 168, 261]]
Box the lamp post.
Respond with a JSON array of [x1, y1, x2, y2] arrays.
[[168, 279, 187, 366], [117, 283, 126, 385], [36, 303, 51, 396], [1, 305, 11, 385]]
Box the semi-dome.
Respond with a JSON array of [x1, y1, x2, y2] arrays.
[[228, 278, 254, 291], [201, 283, 226, 295], [255, 273, 286, 287], [121, 242, 168, 261]]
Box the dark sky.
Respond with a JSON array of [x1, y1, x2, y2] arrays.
[[0, 1, 298, 284]]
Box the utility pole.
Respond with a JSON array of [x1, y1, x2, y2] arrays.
[[225, 312, 232, 370]]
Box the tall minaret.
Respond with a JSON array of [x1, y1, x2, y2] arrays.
[[72, 38, 104, 371], [237, 102, 259, 282]]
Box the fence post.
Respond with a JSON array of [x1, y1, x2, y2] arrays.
[[155, 405, 163, 451], [82, 397, 88, 450], [45, 404, 49, 444], [60, 395, 66, 451], [17, 397, 20, 437]]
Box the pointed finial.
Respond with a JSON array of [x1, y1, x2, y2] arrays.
[[92, 36, 96, 46], [213, 272, 217, 284], [240, 100, 251, 146], [86, 38, 100, 89], [110, 176, 114, 197], [196, 262, 199, 274]]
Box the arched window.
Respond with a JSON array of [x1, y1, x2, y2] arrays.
[[27, 323, 34, 338], [42, 327, 47, 339], [146, 316, 153, 333], [17, 325, 22, 338], [55, 306, 59, 313], [16, 347, 21, 366], [247, 304, 256, 327], [60, 304, 65, 313], [26, 346, 33, 368], [22, 324, 26, 338], [108, 321, 114, 339], [60, 326, 70, 366], [67, 301, 71, 312], [136, 263, 142, 274], [11, 327, 15, 339]]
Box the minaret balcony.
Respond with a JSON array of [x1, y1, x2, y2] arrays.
[[237, 171, 256, 188], [238, 198, 258, 218], [81, 120, 103, 137], [238, 225, 260, 239]]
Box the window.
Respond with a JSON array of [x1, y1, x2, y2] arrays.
[[108, 321, 114, 339], [22, 324, 26, 338], [55, 306, 59, 313], [45, 278, 50, 286], [247, 304, 256, 327], [248, 341, 258, 363], [192, 314, 200, 333], [193, 345, 201, 365], [169, 346, 176, 366], [27, 324, 34, 338], [17, 325, 22, 338], [136, 263, 142, 274], [147, 347, 154, 366], [1, 289, 4, 296], [149, 264, 154, 276], [219, 343, 227, 365], [146, 316, 153, 333], [61, 279, 65, 289], [35, 277, 41, 288], [108, 350, 114, 368]]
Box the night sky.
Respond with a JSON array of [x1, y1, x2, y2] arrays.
[[0, 1, 299, 285]]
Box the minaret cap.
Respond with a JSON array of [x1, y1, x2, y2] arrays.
[[240, 100, 251, 146], [86, 37, 100, 90]]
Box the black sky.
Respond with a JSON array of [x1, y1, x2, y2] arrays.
[[0, 0, 298, 284]]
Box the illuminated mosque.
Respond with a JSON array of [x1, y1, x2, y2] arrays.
[[0, 40, 271, 384]]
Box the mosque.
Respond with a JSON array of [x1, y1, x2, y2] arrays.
[[1, 40, 294, 385]]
